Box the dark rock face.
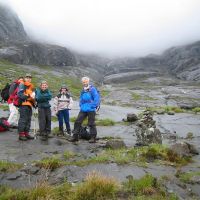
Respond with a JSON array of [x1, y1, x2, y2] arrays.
[[161, 41, 200, 81], [0, 42, 76, 66], [0, 4, 76, 67], [0, 4, 27, 42]]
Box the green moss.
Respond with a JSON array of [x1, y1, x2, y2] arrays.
[[179, 171, 200, 183], [0, 160, 22, 173]]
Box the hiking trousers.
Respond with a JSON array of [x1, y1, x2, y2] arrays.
[[57, 109, 71, 131], [73, 111, 97, 136], [8, 103, 18, 126], [18, 105, 32, 133], [38, 107, 51, 134]]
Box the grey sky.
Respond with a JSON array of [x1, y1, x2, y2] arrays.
[[1, 0, 200, 56]]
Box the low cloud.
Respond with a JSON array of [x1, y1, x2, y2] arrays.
[[1, 0, 200, 56]]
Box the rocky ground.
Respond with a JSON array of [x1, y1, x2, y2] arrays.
[[0, 74, 200, 199]]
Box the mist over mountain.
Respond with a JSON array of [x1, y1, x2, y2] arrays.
[[0, 2, 200, 82]]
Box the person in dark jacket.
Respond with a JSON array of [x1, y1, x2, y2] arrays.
[[35, 81, 52, 140], [18, 73, 35, 141], [70, 77, 100, 143]]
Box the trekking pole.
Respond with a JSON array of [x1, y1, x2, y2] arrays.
[[33, 107, 37, 139]]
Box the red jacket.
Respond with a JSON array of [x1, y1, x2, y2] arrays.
[[7, 80, 22, 105]]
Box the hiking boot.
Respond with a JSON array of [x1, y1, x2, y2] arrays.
[[41, 134, 48, 141], [24, 132, 34, 140], [58, 126, 64, 136], [19, 132, 28, 141], [88, 136, 96, 143], [65, 129, 71, 135], [69, 134, 79, 142]]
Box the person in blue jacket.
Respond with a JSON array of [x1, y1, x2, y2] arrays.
[[35, 81, 52, 140], [70, 76, 100, 143]]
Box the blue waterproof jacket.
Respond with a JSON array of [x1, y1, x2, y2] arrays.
[[79, 85, 100, 112], [35, 88, 52, 108]]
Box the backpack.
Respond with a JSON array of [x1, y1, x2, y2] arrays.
[[13, 84, 26, 107], [1, 83, 10, 102], [0, 118, 9, 132], [79, 126, 92, 140], [9, 82, 19, 96]]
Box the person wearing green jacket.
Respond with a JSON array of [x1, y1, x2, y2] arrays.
[[35, 81, 52, 140]]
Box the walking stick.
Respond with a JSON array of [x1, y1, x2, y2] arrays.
[[33, 107, 38, 139]]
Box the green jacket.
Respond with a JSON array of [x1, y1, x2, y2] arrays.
[[35, 88, 52, 108]]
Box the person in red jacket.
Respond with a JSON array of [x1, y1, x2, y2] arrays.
[[7, 77, 23, 128]]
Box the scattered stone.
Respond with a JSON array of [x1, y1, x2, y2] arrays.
[[190, 175, 200, 184], [167, 111, 175, 115], [126, 113, 138, 122], [170, 142, 199, 157], [156, 109, 165, 115], [185, 142, 199, 155], [21, 166, 40, 175], [105, 139, 126, 149], [7, 172, 22, 180], [54, 139, 63, 146], [185, 132, 194, 139]]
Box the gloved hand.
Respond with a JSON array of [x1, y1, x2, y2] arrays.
[[30, 92, 35, 99]]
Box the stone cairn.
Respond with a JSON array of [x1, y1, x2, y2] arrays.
[[135, 110, 162, 146]]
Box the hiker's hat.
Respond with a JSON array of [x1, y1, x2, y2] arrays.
[[81, 76, 90, 84], [61, 84, 67, 89], [25, 73, 32, 78]]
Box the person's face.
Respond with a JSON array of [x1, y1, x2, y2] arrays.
[[24, 77, 32, 82], [61, 88, 67, 93], [41, 83, 48, 91], [82, 81, 89, 88], [18, 78, 23, 82]]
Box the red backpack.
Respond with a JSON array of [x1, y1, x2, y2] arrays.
[[8, 81, 21, 107], [0, 118, 9, 132]]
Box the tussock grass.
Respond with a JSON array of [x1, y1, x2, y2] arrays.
[[73, 171, 119, 200], [0, 160, 22, 173], [35, 156, 62, 171], [0, 172, 178, 200]]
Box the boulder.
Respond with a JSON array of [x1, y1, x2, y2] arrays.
[[127, 113, 138, 122], [170, 143, 191, 157], [105, 139, 126, 149]]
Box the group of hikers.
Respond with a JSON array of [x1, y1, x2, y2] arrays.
[[0, 74, 100, 143]]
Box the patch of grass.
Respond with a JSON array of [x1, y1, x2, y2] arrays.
[[132, 93, 142, 101], [74, 171, 119, 200], [52, 127, 60, 135], [51, 115, 58, 122], [146, 106, 185, 114], [178, 171, 200, 183], [96, 118, 115, 126], [70, 117, 115, 126], [63, 151, 76, 159], [35, 156, 62, 171], [101, 90, 110, 97], [123, 174, 158, 195], [0, 160, 22, 173], [101, 136, 122, 140], [0, 172, 178, 200], [192, 107, 200, 114]]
